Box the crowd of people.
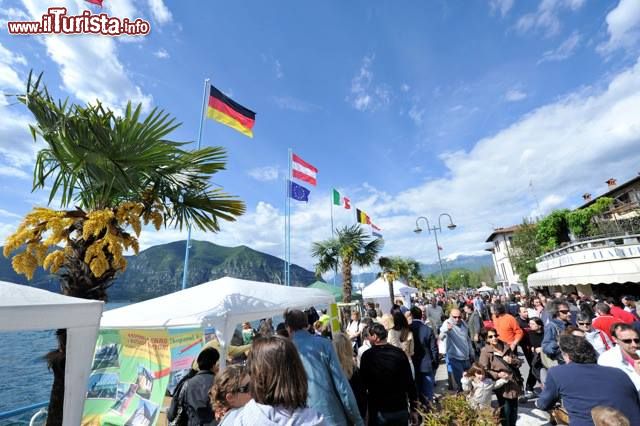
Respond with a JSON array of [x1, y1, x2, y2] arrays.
[[166, 290, 640, 426]]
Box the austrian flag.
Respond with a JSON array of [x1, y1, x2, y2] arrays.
[[291, 153, 318, 186]]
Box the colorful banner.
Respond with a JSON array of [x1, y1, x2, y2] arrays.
[[82, 329, 171, 426], [329, 303, 341, 337], [167, 328, 203, 395]]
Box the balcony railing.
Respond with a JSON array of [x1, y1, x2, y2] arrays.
[[535, 233, 640, 272]]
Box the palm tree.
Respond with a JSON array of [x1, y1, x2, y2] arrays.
[[378, 256, 420, 305], [311, 224, 382, 303], [4, 74, 245, 425]]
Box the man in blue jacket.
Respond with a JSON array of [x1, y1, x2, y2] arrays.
[[285, 309, 364, 426], [536, 335, 640, 426], [541, 299, 571, 364], [409, 305, 438, 405]]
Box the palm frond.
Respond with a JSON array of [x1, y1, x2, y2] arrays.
[[18, 73, 245, 231]]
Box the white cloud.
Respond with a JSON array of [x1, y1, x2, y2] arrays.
[[0, 42, 27, 90], [408, 104, 425, 125], [274, 60, 283, 79], [248, 166, 279, 182], [489, 0, 514, 17], [598, 0, 640, 54], [154, 48, 170, 59], [346, 55, 390, 111], [504, 89, 527, 102], [0, 165, 29, 179], [147, 0, 172, 24], [0, 6, 29, 27], [104, 0, 138, 20], [539, 31, 581, 63], [0, 208, 21, 219], [273, 96, 317, 112], [20, 0, 153, 114], [516, 0, 585, 37], [400, 83, 410, 92]]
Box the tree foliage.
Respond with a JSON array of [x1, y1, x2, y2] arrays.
[[378, 256, 420, 304], [511, 218, 543, 287], [4, 73, 246, 297], [535, 209, 570, 252], [567, 196, 614, 238], [311, 224, 383, 302], [7, 73, 247, 425]]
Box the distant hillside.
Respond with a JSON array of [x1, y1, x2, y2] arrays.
[[0, 240, 316, 301], [420, 253, 493, 275], [332, 253, 493, 284]]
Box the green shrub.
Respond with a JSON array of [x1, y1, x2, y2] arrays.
[[418, 395, 499, 425]]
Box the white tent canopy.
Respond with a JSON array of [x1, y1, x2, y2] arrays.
[[478, 285, 494, 292], [0, 281, 104, 425], [361, 277, 418, 314], [100, 276, 335, 364]]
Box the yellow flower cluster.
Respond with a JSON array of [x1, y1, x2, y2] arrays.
[[5, 200, 164, 280], [3, 208, 76, 279], [43, 250, 65, 273]]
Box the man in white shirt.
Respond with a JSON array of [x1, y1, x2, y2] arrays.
[[576, 313, 612, 355], [598, 323, 640, 391]]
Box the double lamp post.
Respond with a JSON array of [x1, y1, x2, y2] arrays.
[[414, 213, 457, 292]]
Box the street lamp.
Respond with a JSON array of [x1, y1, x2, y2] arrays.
[[414, 213, 457, 292]]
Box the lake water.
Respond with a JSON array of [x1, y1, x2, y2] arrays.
[[0, 303, 126, 425]]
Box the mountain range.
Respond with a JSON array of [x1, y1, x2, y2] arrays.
[[0, 240, 317, 301], [336, 253, 494, 284]]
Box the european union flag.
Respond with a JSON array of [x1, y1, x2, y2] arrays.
[[289, 180, 310, 202]]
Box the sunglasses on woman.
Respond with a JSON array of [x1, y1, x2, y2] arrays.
[[487, 334, 498, 339], [236, 383, 250, 393]]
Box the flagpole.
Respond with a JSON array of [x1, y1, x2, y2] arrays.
[[181, 78, 210, 291], [287, 148, 293, 286], [331, 191, 336, 286], [283, 175, 287, 286]]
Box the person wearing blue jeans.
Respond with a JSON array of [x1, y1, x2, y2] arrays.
[[409, 306, 439, 405], [439, 308, 474, 392]]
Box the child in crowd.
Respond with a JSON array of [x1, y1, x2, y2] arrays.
[[461, 363, 508, 409]]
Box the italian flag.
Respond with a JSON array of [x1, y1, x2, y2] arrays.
[[332, 189, 350, 209]]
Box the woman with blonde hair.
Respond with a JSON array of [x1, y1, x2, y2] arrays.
[[210, 365, 250, 425], [333, 332, 366, 418], [233, 336, 324, 425], [591, 406, 630, 426]]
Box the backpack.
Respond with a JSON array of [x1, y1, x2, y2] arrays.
[[167, 370, 197, 426]]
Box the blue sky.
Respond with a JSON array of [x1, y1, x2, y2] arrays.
[[0, 0, 639, 272]]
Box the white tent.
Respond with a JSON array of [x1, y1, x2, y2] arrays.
[[100, 276, 335, 364], [0, 281, 104, 425], [361, 277, 418, 314], [478, 285, 494, 292]]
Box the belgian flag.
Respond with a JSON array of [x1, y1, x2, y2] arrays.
[[356, 208, 370, 224], [207, 85, 256, 138]]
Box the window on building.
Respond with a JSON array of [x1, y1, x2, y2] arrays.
[[494, 241, 500, 252], [501, 263, 508, 282], [508, 236, 513, 247]]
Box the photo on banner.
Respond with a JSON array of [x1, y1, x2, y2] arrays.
[[82, 329, 171, 426]]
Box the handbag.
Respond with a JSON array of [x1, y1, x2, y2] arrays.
[[540, 351, 559, 369]]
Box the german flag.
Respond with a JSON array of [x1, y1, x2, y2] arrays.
[[207, 85, 256, 138]]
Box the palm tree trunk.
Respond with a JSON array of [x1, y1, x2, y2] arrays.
[[342, 259, 352, 303], [45, 330, 66, 426], [387, 276, 394, 307], [45, 238, 116, 424]]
